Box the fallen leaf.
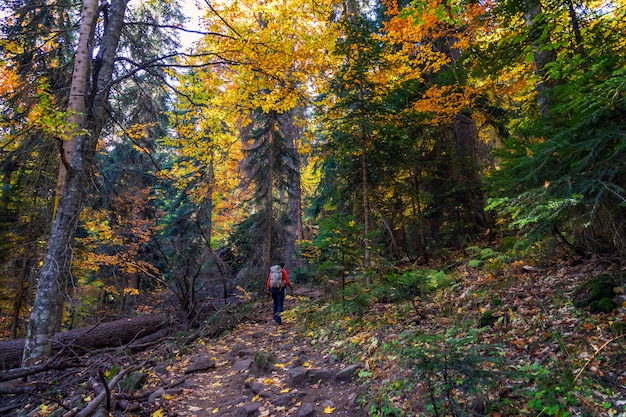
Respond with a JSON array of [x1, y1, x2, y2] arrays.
[[324, 406, 336, 414]]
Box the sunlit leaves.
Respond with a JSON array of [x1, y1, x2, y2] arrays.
[[73, 187, 159, 320], [381, 0, 489, 125], [180, 0, 340, 115]]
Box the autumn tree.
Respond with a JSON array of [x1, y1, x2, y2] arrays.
[[381, 0, 492, 248], [157, 68, 244, 319], [7, 0, 187, 365], [172, 0, 339, 282]]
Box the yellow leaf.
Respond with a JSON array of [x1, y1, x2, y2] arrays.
[[324, 406, 336, 414], [151, 409, 164, 417], [252, 394, 260, 401], [212, 407, 220, 414]]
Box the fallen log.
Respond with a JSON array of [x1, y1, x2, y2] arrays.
[[0, 313, 168, 370]]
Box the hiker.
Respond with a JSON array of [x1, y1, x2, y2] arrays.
[[266, 261, 292, 324]]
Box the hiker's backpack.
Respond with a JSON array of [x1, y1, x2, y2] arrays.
[[269, 265, 284, 289]]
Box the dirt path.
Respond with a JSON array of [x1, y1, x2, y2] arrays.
[[168, 293, 365, 417]]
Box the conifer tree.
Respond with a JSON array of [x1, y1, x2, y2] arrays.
[[238, 110, 299, 278]]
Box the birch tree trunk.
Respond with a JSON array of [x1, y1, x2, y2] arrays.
[[53, 0, 98, 215], [22, 0, 129, 367]]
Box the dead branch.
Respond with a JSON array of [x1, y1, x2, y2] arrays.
[[0, 357, 82, 382], [64, 366, 133, 417]]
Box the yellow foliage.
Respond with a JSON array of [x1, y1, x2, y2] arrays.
[[123, 288, 140, 296]]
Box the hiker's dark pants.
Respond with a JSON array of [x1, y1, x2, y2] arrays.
[[270, 288, 285, 324]]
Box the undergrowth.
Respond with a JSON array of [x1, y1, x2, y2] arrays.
[[287, 247, 626, 416]]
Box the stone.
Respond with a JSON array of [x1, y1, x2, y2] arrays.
[[321, 400, 334, 409], [272, 393, 296, 406], [336, 363, 362, 381], [288, 367, 310, 385], [272, 389, 305, 406], [184, 355, 216, 374], [297, 402, 315, 417], [228, 343, 256, 360], [237, 402, 261, 416], [245, 380, 266, 395], [308, 368, 334, 383], [232, 359, 254, 372], [148, 387, 165, 403]]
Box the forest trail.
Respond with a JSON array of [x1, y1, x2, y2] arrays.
[[168, 290, 365, 417]]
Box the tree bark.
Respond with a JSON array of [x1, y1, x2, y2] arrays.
[[2, 314, 166, 370], [22, 0, 130, 367], [524, 0, 557, 117], [53, 0, 98, 215]]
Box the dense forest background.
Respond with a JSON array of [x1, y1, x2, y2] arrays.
[[1, 0, 625, 414]]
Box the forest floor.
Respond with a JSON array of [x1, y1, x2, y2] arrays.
[[165, 289, 367, 417], [2, 253, 626, 417], [163, 255, 626, 417]]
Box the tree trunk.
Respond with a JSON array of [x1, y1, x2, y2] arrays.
[[200, 153, 233, 301], [524, 0, 557, 117], [22, 0, 129, 367], [10, 249, 31, 339], [282, 108, 303, 269], [3, 314, 166, 370], [53, 0, 99, 215], [264, 125, 274, 282]]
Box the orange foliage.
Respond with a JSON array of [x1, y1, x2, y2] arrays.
[[74, 187, 159, 307], [381, 0, 491, 124]]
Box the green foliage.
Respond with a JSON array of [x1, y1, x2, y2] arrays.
[[381, 327, 507, 416], [342, 282, 374, 318], [381, 269, 451, 317], [486, 194, 583, 243], [303, 213, 364, 289], [572, 274, 618, 313], [488, 59, 626, 257], [520, 363, 577, 417], [465, 245, 517, 275]]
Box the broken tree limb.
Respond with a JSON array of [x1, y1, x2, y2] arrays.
[[64, 365, 133, 417], [0, 313, 168, 370]]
